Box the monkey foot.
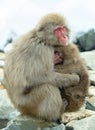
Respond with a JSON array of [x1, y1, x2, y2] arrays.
[[61, 109, 95, 123]]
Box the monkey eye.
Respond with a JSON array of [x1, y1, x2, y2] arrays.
[[38, 27, 44, 32]]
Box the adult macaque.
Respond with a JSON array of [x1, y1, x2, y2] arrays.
[[54, 42, 90, 112], [4, 13, 79, 122]]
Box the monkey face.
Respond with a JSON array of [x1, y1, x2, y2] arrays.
[[36, 13, 70, 46], [54, 26, 69, 46]]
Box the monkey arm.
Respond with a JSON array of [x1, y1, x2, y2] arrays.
[[37, 72, 80, 88], [50, 72, 80, 88]]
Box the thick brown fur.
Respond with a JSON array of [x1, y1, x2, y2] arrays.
[[3, 13, 80, 122], [55, 43, 90, 112]]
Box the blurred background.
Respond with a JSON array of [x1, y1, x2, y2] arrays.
[[0, 0, 95, 51]]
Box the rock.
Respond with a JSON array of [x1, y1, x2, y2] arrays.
[[0, 60, 5, 68], [3, 110, 95, 130], [61, 109, 95, 123], [0, 89, 20, 120], [81, 50, 95, 70], [2, 115, 65, 130], [88, 86, 95, 97], [0, 68, 4, 79], [0, 119, 9, 129], [85, 86, 95, 111], [74, 29, 95, 52], [4, 44, 13, 53], [86, 102, 95, 111], [66, 115, 95, 130], [2, 116, 39, 130], [80, 54, 95, 85], [0, 52, 5, 57], [44, 124, 65, 130], [0, 53, 5, 68], [0, 68, 4, 86], [3, 31, 17, 53], [89, 71, 95, 85], [86, 96, 95, 111]]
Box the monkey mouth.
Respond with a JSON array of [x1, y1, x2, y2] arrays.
[[59, 33, 68, 45]]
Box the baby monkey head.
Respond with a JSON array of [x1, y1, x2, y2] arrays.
[[36, 13, 71, 46]]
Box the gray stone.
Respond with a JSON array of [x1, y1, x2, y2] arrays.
[[89, 71, 95, 85], [44, 124, 65, 130], [2, 116, 65, 130], [2, 117, 38, 130], [66, 115, 95, 130], [0, 119, 9, 129], [0, 89, 20, 120], [81, 51, 95, 70], [86, 86, 95, 112], [86, 96, 95, 111], [86, 102, 95, 111], [74, 29, 95, 52]]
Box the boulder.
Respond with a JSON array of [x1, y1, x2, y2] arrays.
[[66, 115, 95, 130], [74, 29, 95, 52]]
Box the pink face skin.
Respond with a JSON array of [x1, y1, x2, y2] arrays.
[[54, 26, 69, 46]]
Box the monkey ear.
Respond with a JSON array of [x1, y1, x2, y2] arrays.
[[38, 27, 44, 32]]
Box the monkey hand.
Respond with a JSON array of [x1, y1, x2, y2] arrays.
[[58, 73, 80, 88], [68, 74, 80, 86]]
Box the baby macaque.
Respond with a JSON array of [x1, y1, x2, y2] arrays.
[[3, 13, 80, 122], [54, 42, 90, 112]]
